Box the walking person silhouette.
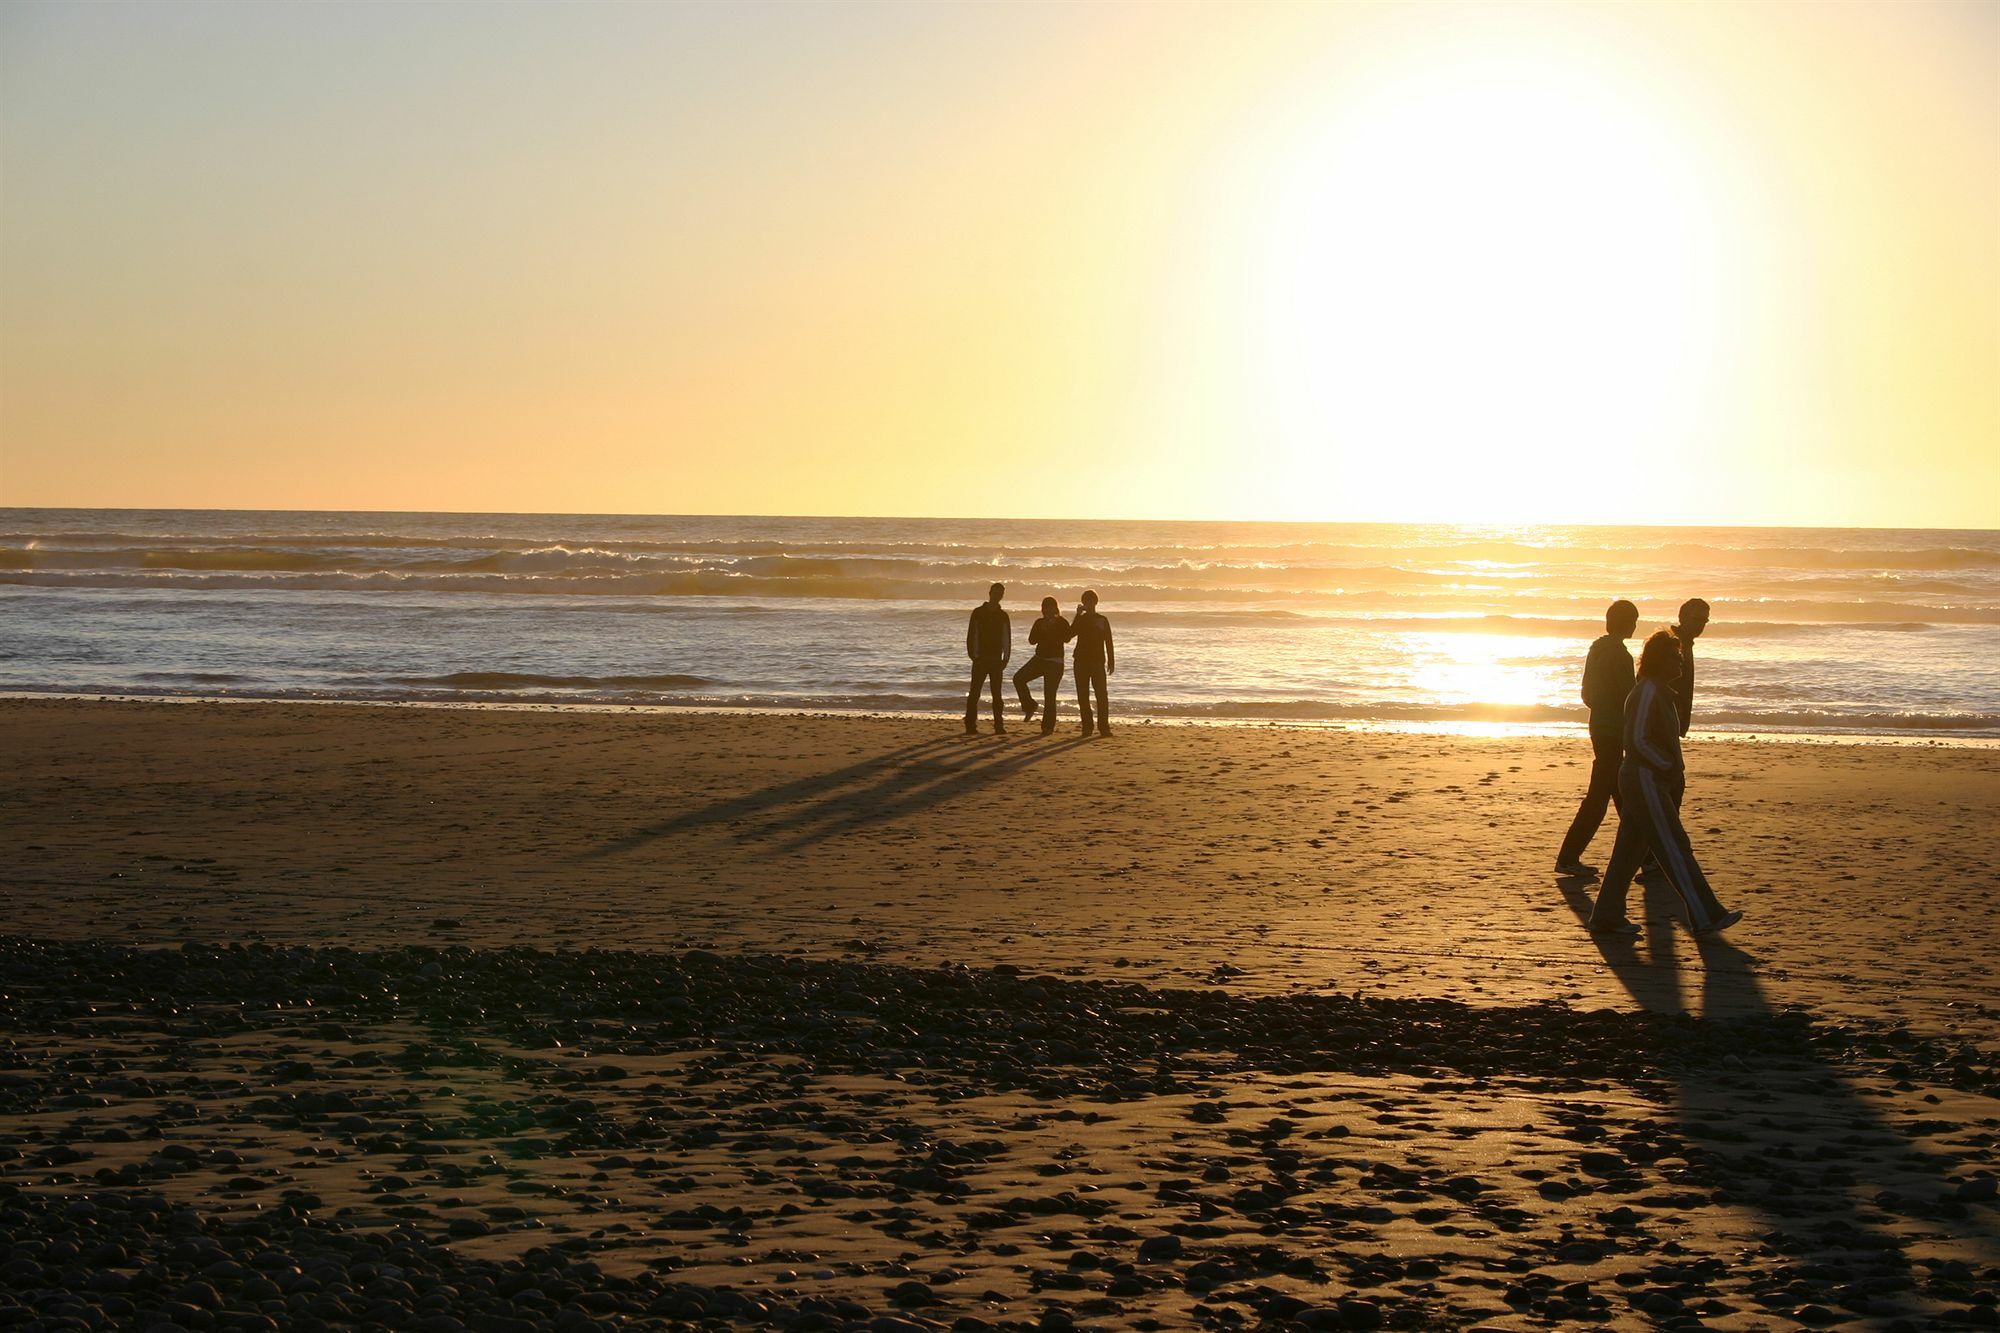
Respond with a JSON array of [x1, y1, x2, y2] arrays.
[[1587, 629, 1742, 937], [1555, 599, 1639, 877], [1638, 597, 1712, 883], [1671, 598, 1710, 739], [1014, 597, 1071, 735], [963, 583, 1011, 735], [1071, 589, 1114, 737]]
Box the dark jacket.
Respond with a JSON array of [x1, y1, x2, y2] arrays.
[[1580, 634, 1635, 735], [1028, 614, 1071, 660], [1670, 630, 1695, 736], [966, 603, 1010, 663], [1071, 610, 1113, 672]]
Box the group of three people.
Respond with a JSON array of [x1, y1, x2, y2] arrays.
[[1556, 597, 1742, 938], [964, 583, 1115, 736]]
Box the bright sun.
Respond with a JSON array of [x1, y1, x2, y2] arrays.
[[1245, 25, 1762, 524]]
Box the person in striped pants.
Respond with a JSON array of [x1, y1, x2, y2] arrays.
[[1587, 629, 1742, 938]]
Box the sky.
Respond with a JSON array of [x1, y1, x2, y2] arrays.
[[1, 0, 1994, 527]]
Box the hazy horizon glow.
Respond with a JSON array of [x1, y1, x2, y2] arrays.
[[2, 0, 1994, 527]]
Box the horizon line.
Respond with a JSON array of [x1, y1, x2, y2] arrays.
[[1, 503, 1994, 535]]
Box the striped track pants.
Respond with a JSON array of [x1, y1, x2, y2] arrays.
[[1592, 763, 1727, 929]]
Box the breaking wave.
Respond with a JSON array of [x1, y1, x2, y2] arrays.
[[385, 671, 712, 692]]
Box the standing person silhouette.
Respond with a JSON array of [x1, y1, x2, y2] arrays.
[[1071, 589, 1114, 737], [963, 583, 1011, 735], [1014, 597, 1071, 735], [1555, 600, 1639, 877], [1587, 629, 1741, 937]]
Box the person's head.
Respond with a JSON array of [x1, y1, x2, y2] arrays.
[[987, 582, 1005, 604], [1041, 596, 1059, 617], [1080, 589, 1099, 610], [1606, 599, 1639, 638], [1677, 597, 1711, 639], [1637, 628, 1682, 682]]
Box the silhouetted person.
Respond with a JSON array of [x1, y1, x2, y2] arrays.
[[1671, 597, 1710, 737], [1588, 629, 1741, 938], [1071, 589, 1114, 736], [1636, 596, 1711, 884], [1555, 599, 1639, 877], [964, 582, 1011, 735], [1014, 597, 1071, 735]]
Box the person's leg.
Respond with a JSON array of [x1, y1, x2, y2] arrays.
[[1092, 667, 1109, 734], [1075, 665, 1093, 733], [1629, 766, 1718, 930], [1014, 659, 1043, 719], [1041, 665, 1063, 733], [988, 667, 1006, 730], [1660, 774, 1727, 921], [1557, 731, 1621, 867], [965, 663, 987, 731], [1590, 800, 1648, 930]]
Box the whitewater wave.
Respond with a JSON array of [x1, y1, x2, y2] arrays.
[[8, 675, 1993, 735], [5, 567, 1995, 624], [7, 528, 1999, 574], [384, 671, 712, 691]]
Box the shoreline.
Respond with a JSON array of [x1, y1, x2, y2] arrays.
[[5, 687, 1995, 748]]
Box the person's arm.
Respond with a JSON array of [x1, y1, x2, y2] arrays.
[[1029, 619, 1044, 650], [999, 610, 1011, 665], [966, 610, 977, 661], [1580, 640, 1602, 708], [1104, 619, 1114, 675], [1626, 682, 1678, 773], [1675, 647, 1693, 737]]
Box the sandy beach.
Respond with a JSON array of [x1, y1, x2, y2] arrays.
[[3, 697, 1996, 1330]]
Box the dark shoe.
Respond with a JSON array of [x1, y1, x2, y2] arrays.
[[1589, 918, 1640, 937], [1021, 697, 1038, 721], [1041, 723, 1056, 736], [963, 721, 978, 735], [1554, 859, 1599, 878], [993, 724, 1006, 735], [1097, 725, 1111, 736], [1695, 909, 1743, 937]]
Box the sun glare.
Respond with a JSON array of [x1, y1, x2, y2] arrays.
[[1245, 24, 1764, 524], [1397, 632, 1561, 717]]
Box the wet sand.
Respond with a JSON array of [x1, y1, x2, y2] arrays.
[[2, 697, 1996, 1330]]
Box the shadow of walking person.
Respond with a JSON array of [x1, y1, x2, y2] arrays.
[[1556, 889, 1998, 1324], [1669, 935, 2000, 1323]]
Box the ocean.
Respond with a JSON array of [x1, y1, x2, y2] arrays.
[[2, 509, 1996, 738]]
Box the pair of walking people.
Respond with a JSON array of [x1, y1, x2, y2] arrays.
[[964, 583, 1113, 736], [1556, 597, 1741, 938]]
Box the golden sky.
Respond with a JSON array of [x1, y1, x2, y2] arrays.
[[1, 0, 1994, 526]]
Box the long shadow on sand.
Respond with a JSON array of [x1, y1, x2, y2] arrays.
[[579, 731, 1093, 861], [773, 733, 1095, 853], [575, 734, 964, 859], [1563, 878, 1998, 1322]]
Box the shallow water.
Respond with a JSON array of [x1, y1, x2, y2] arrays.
[[3, 509, 1996, 735]]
